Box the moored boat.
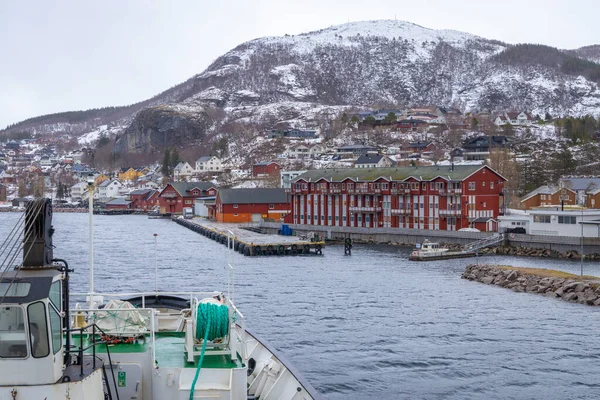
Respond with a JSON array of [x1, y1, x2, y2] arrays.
[[409, 239, 476, 261], [0, 199, 321, 399]]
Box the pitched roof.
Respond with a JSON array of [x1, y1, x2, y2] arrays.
[[168, 182, 216, 196], [355, 154, 383, 165], [129, 189, 153, 196], [218, 188, 288, 204], [105, 198, 132, 206], [520, 185, 557, 202], [295, 165, 500, 182], [196, 156, 214, 163], [254, 161, 279, 166]]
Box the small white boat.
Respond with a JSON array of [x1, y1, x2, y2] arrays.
[[409, 239, 475, 261]]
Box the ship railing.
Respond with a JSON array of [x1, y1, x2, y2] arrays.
[[69, 305, 157, 368]]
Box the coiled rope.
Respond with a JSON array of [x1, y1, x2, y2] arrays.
[[189, 302, 229, 400]]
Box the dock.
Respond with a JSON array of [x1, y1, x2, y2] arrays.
[[172, 217, 324, 256]]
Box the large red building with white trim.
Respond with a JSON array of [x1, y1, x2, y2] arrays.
[[291, 165, 506, 232]]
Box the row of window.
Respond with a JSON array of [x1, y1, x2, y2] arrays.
[[294, 181, 496, 191], [533, 215, 577, 224], [233, 204, 275, 209]]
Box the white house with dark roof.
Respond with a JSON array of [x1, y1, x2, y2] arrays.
[[494, 111, 535, 126], [194, 156, 222, 173], [354, 154, 392, 168], [98, 179, 123, 201], [174, 162, 194, 181]]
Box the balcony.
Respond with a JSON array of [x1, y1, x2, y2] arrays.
[[439, 208, 462, 216], [390, 208, 411, 215], [349, 206, 382, 213], [439, 188, 462, 196]]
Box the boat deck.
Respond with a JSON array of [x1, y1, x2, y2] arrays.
[[77, 332, 242, 369]]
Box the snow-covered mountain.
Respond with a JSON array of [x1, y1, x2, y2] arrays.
[[3, 20, 600, 154]]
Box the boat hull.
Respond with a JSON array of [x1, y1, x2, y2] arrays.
[[409, 252, 477, 261]]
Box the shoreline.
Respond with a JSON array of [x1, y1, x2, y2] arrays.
[[462, 264, 600, 306]]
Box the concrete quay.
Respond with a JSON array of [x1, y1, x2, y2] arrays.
[[172, 217, 324, 256]]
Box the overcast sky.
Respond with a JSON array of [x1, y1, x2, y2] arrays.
[[1, 0, 598, 129]]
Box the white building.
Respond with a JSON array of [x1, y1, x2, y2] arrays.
[[499, 208, 600, 237], [280, 170, 307, 189], [354, 154, 392, 169], [174, 162, 194, 181], [494, 111, 535, 126], [70, 182, 89, 202], [194, 156, 222, 173], [98, 179, 123, 201]]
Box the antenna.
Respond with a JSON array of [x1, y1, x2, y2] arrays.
[[154, 233, 158, 294]]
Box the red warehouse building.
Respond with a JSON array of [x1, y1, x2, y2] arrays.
[[158, 182, 217, 214], [129, 189, 159, 211], [215, 188, 291, 223], [291, 165, 506, 232], [252, 161, 281, 178]]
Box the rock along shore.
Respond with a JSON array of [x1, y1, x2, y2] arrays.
[[462, 264, 600, 306]]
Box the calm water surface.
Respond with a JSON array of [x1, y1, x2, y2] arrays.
[[2, 212, 600, 399]]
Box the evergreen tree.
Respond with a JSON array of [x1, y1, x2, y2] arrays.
[[170, 148, 181, 169], [161, 149, 171, 176], [545, 112, 552, 121], [383, 112, 397, 125], [363, 116, 377, 127], [350, 116, 360, 127], [470, 118, 479, 130]]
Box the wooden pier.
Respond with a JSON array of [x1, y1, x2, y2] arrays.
[[172, 217, 324, 256]]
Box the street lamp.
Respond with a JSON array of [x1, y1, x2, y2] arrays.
[[581, 196, 586, 276], [87, 173, 95, 293]]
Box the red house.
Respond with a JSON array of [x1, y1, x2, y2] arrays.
[[215, 188, 291, 223], [105, 198, 132, 210], [252, 161, 280, 178], [291, 165, 506, 232], [158, 182, 217, 214], [129, 189, 159, 211]]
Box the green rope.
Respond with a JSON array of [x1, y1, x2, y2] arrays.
[[189, 302, 229, 400]]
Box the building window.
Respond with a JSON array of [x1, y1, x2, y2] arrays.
[[233, 204, 238, 208], [321, 215, 324, 220], [541, 195, 546, 200], [482, 181, 486, 187], [533, 215, 551, 223], [269, 204, 274, 209], [490, 181, 494, 189], [336, 216, 339, 221], [469, 182, 475, 191], [422, 183, 426, 190], [558, 216, 577, 224], [483, 202, 487, 208], [185, 200, 192, 204], [310, 183, 314, 190], [328, 216, 332, 221], [342, 183, 346, 190], [343, 216, 347, 221], [314, 215, 318, 221], [412, 183, 419, 190]]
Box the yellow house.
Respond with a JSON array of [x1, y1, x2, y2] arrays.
[[94, 174, 109, 186], [118, 167, 144, 182]]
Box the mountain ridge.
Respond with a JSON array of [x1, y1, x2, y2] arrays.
[[2, 20, 600, 154]]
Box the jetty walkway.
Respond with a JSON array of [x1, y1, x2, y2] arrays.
[[172, 217, 324, 256]]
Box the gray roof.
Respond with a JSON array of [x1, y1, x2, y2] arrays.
[[168, 182, 216, 196], [521, 185, 557, 202], [337, 144, 377, 150], [196, 156, 212, 163], [295, 165, 499, 183], [355, 154, 383, 165], [559, 177, 600, 191], [105, 198, 132, 206], [218, 188, 288, 204], [254, 161, 278, 166], [129, 189, 153, 196]]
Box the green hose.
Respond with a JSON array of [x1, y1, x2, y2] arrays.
[[189, 302, 229, 400]]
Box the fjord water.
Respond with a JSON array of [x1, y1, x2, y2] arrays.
[[3, 213, 600, 399]]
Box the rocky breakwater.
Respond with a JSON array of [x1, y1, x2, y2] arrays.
[[462, 264, 600, 306]]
